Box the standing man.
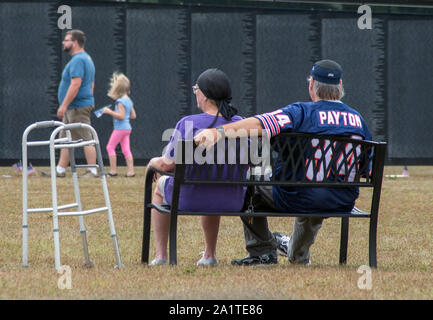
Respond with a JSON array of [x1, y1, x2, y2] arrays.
[[44, 29, 97, 178], [194, 59, 372, 266]]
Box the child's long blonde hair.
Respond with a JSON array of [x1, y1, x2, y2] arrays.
[[107, 72, 130, 100]]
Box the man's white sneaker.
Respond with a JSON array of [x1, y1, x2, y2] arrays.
[[273, 232, 290, 257]]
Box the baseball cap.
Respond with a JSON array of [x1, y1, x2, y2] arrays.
[[310, 59, 342, 85]]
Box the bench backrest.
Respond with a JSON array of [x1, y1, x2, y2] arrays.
[[173, 132, 387, 190]]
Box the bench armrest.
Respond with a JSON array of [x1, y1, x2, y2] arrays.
[[145, 166, 173, 179], [144, 166, 174, 195]]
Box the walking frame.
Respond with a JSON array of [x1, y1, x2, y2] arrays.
[[22, 121, 123, 270]]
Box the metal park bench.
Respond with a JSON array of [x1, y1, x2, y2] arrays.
[[141, 132, 386, 268]]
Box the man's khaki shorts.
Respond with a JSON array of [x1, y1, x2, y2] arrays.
[[60, 105, 94, 141]]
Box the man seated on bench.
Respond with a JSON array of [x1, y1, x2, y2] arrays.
[[194, 59, 372, 266], [145, 68, 246, 267]]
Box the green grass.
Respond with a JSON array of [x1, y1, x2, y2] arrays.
[[0, 165, 432, 299]]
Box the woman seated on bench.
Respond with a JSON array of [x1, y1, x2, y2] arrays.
[[145, 68, 246, 267]]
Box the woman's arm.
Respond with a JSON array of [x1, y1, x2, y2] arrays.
[[145, 156, 176, 182], [147, 156, 175, 172]]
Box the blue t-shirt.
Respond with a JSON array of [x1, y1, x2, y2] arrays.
[[163, 113, 247, 212], [113, 97, 134, 130], [58, 52, 95, 108], [255, 100, 372, 213]]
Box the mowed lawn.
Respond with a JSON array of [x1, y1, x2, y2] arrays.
[[0, 165, 431, 300]]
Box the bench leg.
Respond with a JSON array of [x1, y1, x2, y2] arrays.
[[169, 213, 178, 265], [141, 206, 151, 264], [369, 215, 378, 268], [339, 217, 349, 265]]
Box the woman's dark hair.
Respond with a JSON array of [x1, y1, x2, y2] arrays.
[[196, 68, 238, 128]]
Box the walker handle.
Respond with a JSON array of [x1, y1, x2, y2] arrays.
[[34, 121, 63, 129]]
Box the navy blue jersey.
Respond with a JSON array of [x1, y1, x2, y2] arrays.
[[255, 100, 372, 213]]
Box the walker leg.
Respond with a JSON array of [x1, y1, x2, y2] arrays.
[[50, 139, 62, 271], [22, 225, 29, 268], [96, 143, 123, 268], [78, 218, 94, 268], [70, 147, 93, 268], [22, 143, 29, 267], [53, 226, 61, 271], [106, 187, 123, 268], [111, 233, 123, 269], [22, 184, 29, 267]]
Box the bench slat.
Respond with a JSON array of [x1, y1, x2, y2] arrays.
[[149, 203, 370, 218]]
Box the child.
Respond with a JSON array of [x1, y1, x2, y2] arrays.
[[103, 72, 136, 177]]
